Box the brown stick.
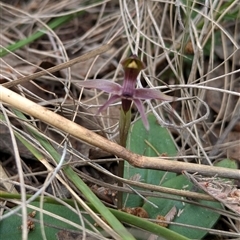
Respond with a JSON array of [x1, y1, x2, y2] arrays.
[[2, 42, 114, 88], [1, 85, 239, 180]]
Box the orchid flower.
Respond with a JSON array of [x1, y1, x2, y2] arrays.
[[76, 55, 174, 130]]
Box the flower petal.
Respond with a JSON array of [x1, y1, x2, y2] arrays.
[[96, 95, 120, 114], [133, 99, 149, 130], [76, 80, 122, 95], [134, 88, 175, 101]]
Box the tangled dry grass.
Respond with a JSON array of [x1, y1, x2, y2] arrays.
[[0, 0, 240, 239]]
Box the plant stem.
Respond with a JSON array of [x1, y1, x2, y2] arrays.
[[117, 108, 132, 209]]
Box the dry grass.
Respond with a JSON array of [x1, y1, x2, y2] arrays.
[[0, 0, 240, 239]]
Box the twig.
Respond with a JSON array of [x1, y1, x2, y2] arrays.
[[2, 42, 115, 89], [0, 85, 240, 180]]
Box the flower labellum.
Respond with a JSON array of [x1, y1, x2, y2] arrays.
[[76, 55, 175, 130], [120, 55, 145, 113]]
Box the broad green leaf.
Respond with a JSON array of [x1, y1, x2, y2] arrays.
[[214, 158, 238, 169], [0, 202, 94, 240], [0, 196, 190, 240], [143, 159, 238, 239], [143, 175, 222, 239], [124, 114, 177, 207]]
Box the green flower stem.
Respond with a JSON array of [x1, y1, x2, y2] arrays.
[[118, 107, 132, 208], [119, 107, 132, 148]]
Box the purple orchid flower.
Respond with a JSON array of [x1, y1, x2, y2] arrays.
[[76, 55, 174, 130]]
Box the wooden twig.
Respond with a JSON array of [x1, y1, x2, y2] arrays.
[[2, 42, 114, 88], [1, 85, 240, 180]]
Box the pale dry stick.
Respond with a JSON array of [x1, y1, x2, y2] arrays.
[[175, 0, 185, 29], [45, 31, 71, 110], [188, 20, 204, 83], [152, 218, 240, 239], [162, 84, 240, 97], [1, 85, 240, 180], [0, 1, 110, 20], [195, 50, 240, 86], [13, 201, 114, 240], [0, 103, 28, 240], [2, 42, 115, 89], [146, 4, 179, 79], [119, 0, 135, 53], [1, 0, 69, 72], [78, 167, 216, 202], [121, 0, 181, 60], [153, 96, 210, 129], [133, 0, 141, 54], [39, 142, 67, 240], [147, 98, 212, 165]]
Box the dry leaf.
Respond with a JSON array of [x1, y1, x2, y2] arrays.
[[57, 230, 100, 240], [184, 171, 240, 215], [122, 207, 149, 218]]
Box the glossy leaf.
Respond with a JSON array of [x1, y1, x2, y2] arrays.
[[0, 202, 94, 240], [123, 114, 177, 207], [143, 158, 238, 239], [143, 175, 221, 239]]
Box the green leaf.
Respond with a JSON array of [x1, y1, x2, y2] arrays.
[[214, 158, 238, 169], [142, 159, 238, 239], [124, 114, 177, 207], [143, 175, 222, 239], [0, 202, 93, 240], [0, 194, 191, 240]]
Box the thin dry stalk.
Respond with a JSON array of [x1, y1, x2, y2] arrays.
[[1, 85, 239, 180]]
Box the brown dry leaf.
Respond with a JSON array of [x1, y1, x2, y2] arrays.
[[156, 215, 168, 228], [155, 206, 177, 228], [91, 185, 117, 204], [122, 207, 149, 218], [56, 230, 101, 240], [20, 211, 37, 233], [184, 172, 240, 215]]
